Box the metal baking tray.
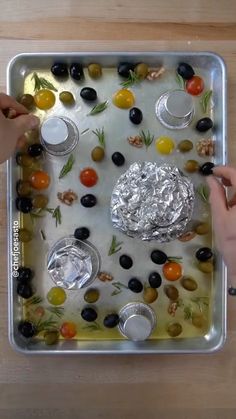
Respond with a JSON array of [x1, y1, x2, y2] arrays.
[[7, 52, 227, 354]]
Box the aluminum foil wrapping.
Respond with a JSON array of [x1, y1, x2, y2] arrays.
[[110, 162, 195, 242]]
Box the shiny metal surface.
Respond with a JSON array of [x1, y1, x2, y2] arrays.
[[155, 89, 194, 129], [41, 116, 79, 156], [7, 51, 227, 354], [119, 302, 156, 341]]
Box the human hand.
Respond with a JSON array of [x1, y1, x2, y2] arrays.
[[0, 93, 39, 163], [207, 166, 236, 285]]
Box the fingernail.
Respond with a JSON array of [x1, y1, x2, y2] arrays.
[[29, 115, 40, 129]]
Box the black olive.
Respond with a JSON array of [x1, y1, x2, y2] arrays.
[[128, 278, 143, 293], [16, 197, 33, 213], [129, 107, 143, 125], [148, 272, 162, 288], [28, 143, 44, 157], [17, 283, 33, 299], [81, 307, 98, 322], [17, 267, 33, 282], [103, 314, 120, 328], [119, 254, 133, 269], [228, 287, 236, 296], [199, 162, 215, 176], [70, 63, 84, 80], [117, 62, 135, 78], [111, 152, 125, 166], [74, 227, 90, 240], [177, 62, 195, 80], [151, 250, 167, 265], [51, 63, 68, 77], [80, 87, 97, 101], [80, 194, 97, 208], [18, 321, 36, 338], [195, 247, 213, 262], [196, 117, 213, 132]]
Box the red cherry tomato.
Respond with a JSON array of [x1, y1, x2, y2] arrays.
[[186, 76, 204, 96], [163, 262, 182, 281], [80, 167, 98, 187], [60, 322, 77, 339], [30, 170, 50, 190]]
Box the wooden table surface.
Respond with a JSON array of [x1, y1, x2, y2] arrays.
[[1, 2, 236, 418]]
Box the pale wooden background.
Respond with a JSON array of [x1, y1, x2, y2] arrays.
[[1, 1, 236, 418]]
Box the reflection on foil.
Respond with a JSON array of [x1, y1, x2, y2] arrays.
[[110, 162, 195, 242], [47, 237, 100, 289]]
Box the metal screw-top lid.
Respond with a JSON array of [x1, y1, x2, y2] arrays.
[[40, 116, 79, 156], [118, 302, 156, 341], [155, 89, 194, 129]]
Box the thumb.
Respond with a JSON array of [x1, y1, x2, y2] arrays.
[[11, 114, 40, 136]]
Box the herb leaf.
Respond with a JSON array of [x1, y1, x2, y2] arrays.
[[46, 206, 62, 227], [92, 127, 105, 148], [140, 130, 154, 150], [36, 317, 58, 333], [31, 72, 58, 92], [108, 235, 123, 256], [46, 306, 64, 318], [184, 305, 193, 320], [88, 101, 108, 116], [111, 282, 128, 296], [200, 90, 213, 113], [120, 70, 141, 88], [40, 229, 46, 240], [24, 295, 43, 307], [82, 322, 102, 331], [196, 184, 210, 203], [59, 154, 75, 179], [175, 73, 185, 89]]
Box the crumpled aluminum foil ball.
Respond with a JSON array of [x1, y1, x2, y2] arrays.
[[110, 162, 195, 242]]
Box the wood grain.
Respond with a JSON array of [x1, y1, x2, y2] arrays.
[[0, 0, 236, 415]]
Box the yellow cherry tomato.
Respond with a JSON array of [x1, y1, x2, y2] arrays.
[[112, 89, 135, 109], [155, 136, 175, 155], [47, 287, 67, 306], [34, 89, 56, 110]]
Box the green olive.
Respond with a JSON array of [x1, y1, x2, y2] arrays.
[[44, 330, 59, 345], [16, 180, 32, 197], [167, 322, 182, 337], [84, 288, 100, 303], [181, 276, 198, 291], [198, 261, 214, 273], [195, 222, 210, 235], [16, 153, 34, 168], [88, 63, 102, 79], [32, 194, 49, 209], [192, 313, 205, 328], [91, 146, 105, 162], [143, 287, 158, 303], [178, 139, 193, 153], [134, 63, 149, 79], [59, 91, 75, 105], [19, 228, 33, 243], [184, 160, 199, 173], [164, 285, 179, 301], [19, 94, 35, 110]]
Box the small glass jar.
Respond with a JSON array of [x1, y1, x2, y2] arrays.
[[40, 116, 79, 156], [118, 302, 157, 341], [155, 89, 194, 129]]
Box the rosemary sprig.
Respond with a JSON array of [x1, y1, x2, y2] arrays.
[[184, 304, 193, 320], [120, 70, 141, 88], [88, 101, 108, 116], [82, 322, 102, 331], [59, 154, 75, 179], [46, 206, 62, 227], [31, 72, 58, 92], [46, 306, 64, 319], [196, 184, 210, 203], [108, 235, 123, 256], [92, 127, 105, 148], [36, 317, 58, 333], [24, 295, 43, 307], [111, 282, 128, 296], [140, 130, 154, 150], [175, 72, 185, 89], [200, 90, 213, 113], [191, 297, 209, 312], [40, 229, 46, 240]]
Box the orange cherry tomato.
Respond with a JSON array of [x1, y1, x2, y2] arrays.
[[186, 76, 204, 96], [30, 170, 50, 190], [80, 167, 98, 187], [163, 262, 182, 281], [60, 322, 77, 339]]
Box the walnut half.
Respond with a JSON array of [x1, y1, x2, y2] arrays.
[[57, 189, 78, 206], [196, 138, 214, 157]]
